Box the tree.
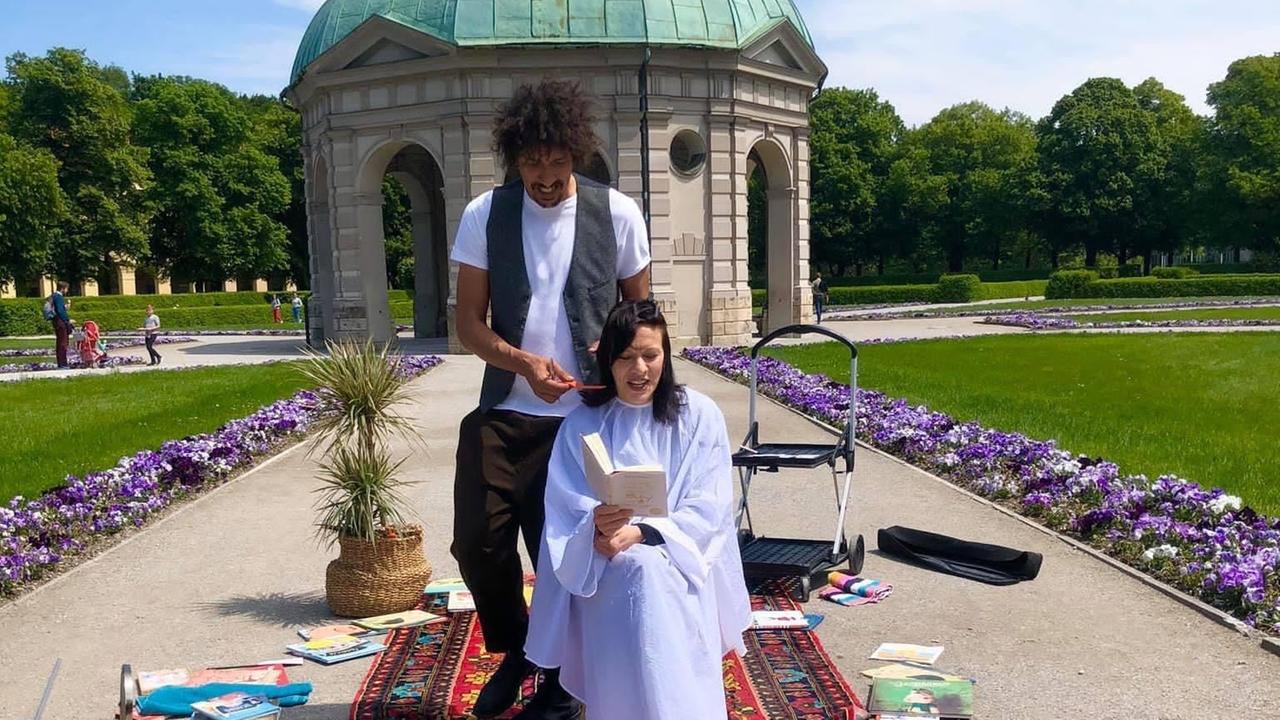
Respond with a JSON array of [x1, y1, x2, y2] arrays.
[[382, 175, 413, 287], [0, 133, 67, 285], [1204, 54, 1280, 255], [244, 95, 309, 287], [1131, 78, 1204, 271], [808, 88, 904, 275], [898, 102, 1038, 272], [132, 76, 290, 282], [1036, 78, 1162, 267], [6, 48, 151, 282]]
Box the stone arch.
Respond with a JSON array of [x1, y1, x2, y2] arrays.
[[355, 139, 450, 339], [745, 136, 799, 334]]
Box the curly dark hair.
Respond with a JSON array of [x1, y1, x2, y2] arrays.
[[492, 80, 599, 175]]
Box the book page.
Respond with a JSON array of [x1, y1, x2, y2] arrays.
[[606, 467, 668, 517], [580, 433, 614, 500]]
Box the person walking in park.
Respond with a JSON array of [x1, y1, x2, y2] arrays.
[[449, 79, 651, 720], [139, 304, 162, 366], [291, 293, 303, 323], [811, 272, 827, 323], [270, 294, 283, 324], [46, 281, 72, 368]]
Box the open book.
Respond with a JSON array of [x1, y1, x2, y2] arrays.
[[581, 433, 668, 517]]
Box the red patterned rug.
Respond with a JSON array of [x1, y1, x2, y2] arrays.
[[350, 583, 864, 720]]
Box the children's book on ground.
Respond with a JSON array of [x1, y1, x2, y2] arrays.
[[448, 590, 477, 612], [861, 663, 967, 682], [868, 643, 945, 666], [190, 692, 281, 720], [285, 635, 386, 665], [867, 677, 973, 718], [581, 432, 668, 517], [297, 623, 375, 641], [748, 610, 809, 630], [424, 577, 468, 594], [352, 609, 444, 631]]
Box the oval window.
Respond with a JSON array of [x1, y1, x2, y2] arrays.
[[669, 129, 707, 176]]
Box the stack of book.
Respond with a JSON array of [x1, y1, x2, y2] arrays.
[[191, 692, 281, 720], [288, 611, 444, 664], [863, 643, 976, 719]]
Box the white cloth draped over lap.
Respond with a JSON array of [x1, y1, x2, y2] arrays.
[[525, 389, 752, 720]]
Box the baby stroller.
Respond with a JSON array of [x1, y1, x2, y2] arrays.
[[733, 324, 864, 601], [74, 320, 104, 367]]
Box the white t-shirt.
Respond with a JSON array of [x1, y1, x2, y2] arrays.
[[450, 186, 651, 417], [144, 313, 160, 334]]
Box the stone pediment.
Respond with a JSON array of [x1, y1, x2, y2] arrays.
[[740, 19, 828, 83], [304, 15, 456, 80]]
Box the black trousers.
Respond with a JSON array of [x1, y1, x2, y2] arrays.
[[145, 334, 161, 363], [452, 408, 563, 653]]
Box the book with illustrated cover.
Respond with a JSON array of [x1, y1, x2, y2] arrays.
[[748, 610, 809, 630], [285, 635, 386, 665], [191, 692, 280, 720], [581, 432, 668, 517], [424, 577, 468, 594], [448, 590, 476, 612], [136, 668, 188, 695], [868, 643, 945, 666], [297, 623, 376, 641], [867, 677, 973, 718], [352, 609, 444, 631], [861, 663, 968, 682]]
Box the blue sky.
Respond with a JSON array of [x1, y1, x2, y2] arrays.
[[1, 0, 1277, 125]]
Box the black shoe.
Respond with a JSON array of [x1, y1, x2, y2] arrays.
[[473, 652, 536, 718], [512, 672, 583, 720]]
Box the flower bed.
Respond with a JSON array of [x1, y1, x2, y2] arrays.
[[682, 346, 1280, 634], [0, 354, 442, 595], [0, 355, 149, 375], [0, 336, 196, 358], [982, 312, 1280, 331]]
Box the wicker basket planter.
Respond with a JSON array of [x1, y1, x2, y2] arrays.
[[326, 524, 432, 617]]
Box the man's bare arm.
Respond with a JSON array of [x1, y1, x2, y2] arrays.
[[455, 263, 533, 375], [619, 265, 651, 302]]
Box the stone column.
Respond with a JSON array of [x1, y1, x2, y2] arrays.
[[410, 206, 438, 339], [0, 282, 15, 299], [117, 265, 137, 295], [442, 116, 473, 354], [794, 130, 814, 325], [38, 277, 55, 297], [616, 109, 681, 335], [252, 278, 269, 293], [82, 279, 100, 296], [156, 277, 172, 295], [707, 114, 753, 346], [222, 279, 237, 293]]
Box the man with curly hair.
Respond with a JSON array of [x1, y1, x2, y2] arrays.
[[449, 79, 651, 720]]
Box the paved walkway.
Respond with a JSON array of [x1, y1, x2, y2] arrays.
[[1, 355, 1277, 719]]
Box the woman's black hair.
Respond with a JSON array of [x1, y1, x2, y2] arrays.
[[581, 299, 685, 423]]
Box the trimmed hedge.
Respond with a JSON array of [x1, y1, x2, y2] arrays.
[[825, 267, 1052, 287], [1046, 271, 1280, 299], [934, 274, 982, 303], [978, 280, 1048, 300], [1045, 270, 1100, 299]]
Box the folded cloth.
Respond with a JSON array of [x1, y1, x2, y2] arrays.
[[878, 525, 1042, 585], [819, 572, 893, 606], [136, 681, 313, 715]]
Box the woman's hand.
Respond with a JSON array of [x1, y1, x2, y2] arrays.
[[594, 525, 643, 559], [593, 504, 633, 537]]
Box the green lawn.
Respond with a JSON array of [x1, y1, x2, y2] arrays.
[[0, 339, 58, 351], [0, 363, 312, 500], [909, 296, 1280, 315], [1065, 306, 1280, 324], [766, 332, 1280, 515]]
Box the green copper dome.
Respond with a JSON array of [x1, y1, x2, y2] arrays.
[[291, 0, 814, 84]]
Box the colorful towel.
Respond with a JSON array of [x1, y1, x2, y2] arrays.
[[820, 572, 893, 606], [350, 581, 864, 719]]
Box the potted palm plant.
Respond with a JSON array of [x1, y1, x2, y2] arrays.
[[300, 340, 432, 617]]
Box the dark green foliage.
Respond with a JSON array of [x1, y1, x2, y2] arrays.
[[1045, 270, 1101, 298]]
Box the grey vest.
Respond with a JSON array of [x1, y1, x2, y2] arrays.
[[480, 174, 619, 412]]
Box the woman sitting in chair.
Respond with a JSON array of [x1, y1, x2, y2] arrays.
[[525, 299, 751, 720]]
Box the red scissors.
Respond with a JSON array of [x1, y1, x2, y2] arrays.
[[569, 378, 606, 391]]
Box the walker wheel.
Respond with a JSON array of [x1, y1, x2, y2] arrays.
[[848, 535, 866, 575], [119, 664, 136, 720], [794, 576, 811, 603]]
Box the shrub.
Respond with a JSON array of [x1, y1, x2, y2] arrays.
[[396, 257, 415, 291], [933, 274, 982, 303], [0, 300, 45, 336], [828, 284, 938, 305], [979, 280, 1049, 300], [1047, 273, 1280, 299], [1045, 270, 1100, 299], [1118, 263, 1144, 278], [1151, 266, 1198, 279]]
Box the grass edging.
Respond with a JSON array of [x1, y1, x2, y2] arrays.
[[677, 356, 1276, 655]]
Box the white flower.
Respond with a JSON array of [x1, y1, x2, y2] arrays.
[[1209, 495, 1242, 514], [1142, 545, 1179, 561]]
